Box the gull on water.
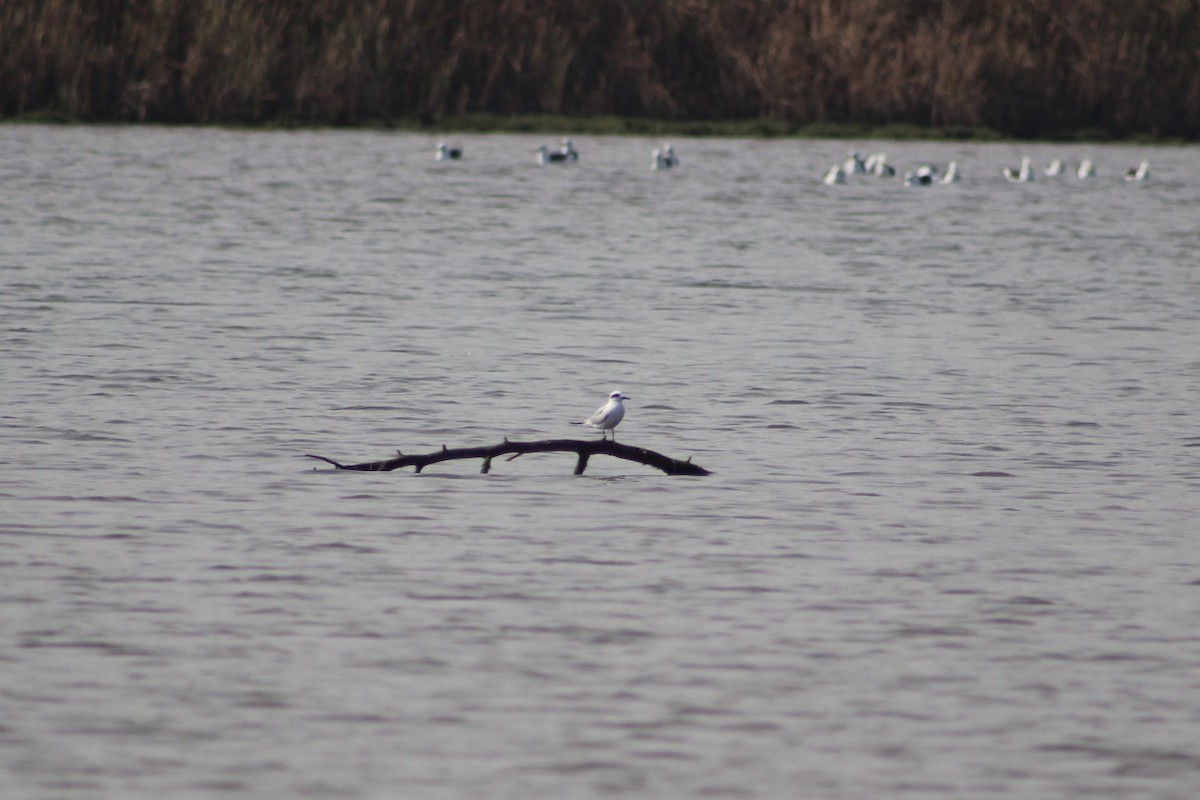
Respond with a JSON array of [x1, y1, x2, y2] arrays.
[[865, 152, 895, 177], [435, 142, 462, 161], [940, 160, 960, 183], [1045, 158, 1065, 176], [1076, 158, 1096, 178], [822, 164, 847, 185], [573, 390, 628, 440], [843, 150, 868, 175], [652, 143, 680, 170], [1126, 160, 1150, 181], [1004, 156, 1035, 183]]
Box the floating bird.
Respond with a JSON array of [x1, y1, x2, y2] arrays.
[[559, 138, 580, 161], [1004, 156, 1034, 183], [573, 390, 628, 440], [1044, 158, 1065, 176], [940, 160, 960, 184], [536, 145, 571, 165], [435, 143, 462, 161], [1125, 160, 1150, 181], [652, 144, 680, 170], [904, 164, 938, 186], [843, 151, 868, 175], [1076, 158, 1096, 178], [870, 153, 896, 177], [822, 164, 847, 185]]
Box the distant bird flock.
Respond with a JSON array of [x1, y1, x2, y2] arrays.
[[433, 140, 1151, 185], [824, 149, 1149, 187]]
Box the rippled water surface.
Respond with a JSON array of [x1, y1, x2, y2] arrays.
[[3, 125, 1200, 799]]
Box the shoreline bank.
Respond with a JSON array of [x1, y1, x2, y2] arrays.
[[3, 114, 1193, 145]]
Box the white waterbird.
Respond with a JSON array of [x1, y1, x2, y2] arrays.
[[573, 390, 629, 440], [843, 150, 868, 174], [435, 143, 462, 161], [1004, 156, 1034, 183], [866, 152, 895, 177], [822, 164, 847, 185], [1126, 160, 1150, 181], [652, 144, 680, 170]]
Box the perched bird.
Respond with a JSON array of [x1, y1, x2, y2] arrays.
[[652, 144, 680, 170], [573, 390, 629, 440], [822, 164, 846, 185], [435, 143, 462, 161], [1004, 156, 1034, 183], [1125, 160, 1150, 181], [1076, 158, 1096, 178]]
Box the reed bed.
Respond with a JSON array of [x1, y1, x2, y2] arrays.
[[2, 0, 1197, 137]]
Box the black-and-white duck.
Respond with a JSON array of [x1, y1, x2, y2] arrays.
[[435, 143, 462, 161]]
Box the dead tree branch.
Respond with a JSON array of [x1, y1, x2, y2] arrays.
[[306, 438, 711, 476]]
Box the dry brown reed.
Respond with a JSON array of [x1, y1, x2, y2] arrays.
[[1, 0, 1197, 137]]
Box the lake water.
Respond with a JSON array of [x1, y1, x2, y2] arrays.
[[2, 125, 1199, 799]]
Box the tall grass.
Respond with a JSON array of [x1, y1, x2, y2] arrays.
[[1, 0, 1197, 137]]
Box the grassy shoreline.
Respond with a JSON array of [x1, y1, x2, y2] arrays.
[[5, 112, 1191, 145], [3, 1, 1198, 140]]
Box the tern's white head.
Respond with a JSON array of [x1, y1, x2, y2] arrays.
[[609, 390, 628, 402]]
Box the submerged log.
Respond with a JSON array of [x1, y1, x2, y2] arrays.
[[307, 438, 711, 476]]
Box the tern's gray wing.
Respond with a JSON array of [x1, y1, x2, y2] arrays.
[[585, 403, 614, 426]]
